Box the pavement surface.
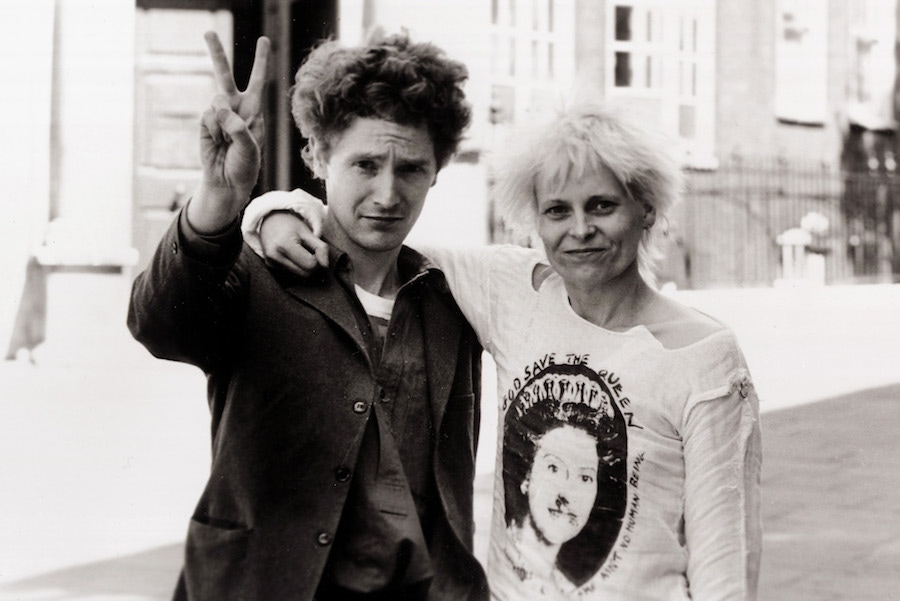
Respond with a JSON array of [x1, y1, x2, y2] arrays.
[[0, 272, 898, 600]]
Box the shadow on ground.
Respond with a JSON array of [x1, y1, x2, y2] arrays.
[[758, 382, 900, 601], [2, 384, 898, 601], [0, 544, 181, 600]]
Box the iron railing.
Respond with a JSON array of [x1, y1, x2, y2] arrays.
[[668, 156, 900, 289]]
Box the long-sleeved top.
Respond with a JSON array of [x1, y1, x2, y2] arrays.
[[427, 244, 762, 601]]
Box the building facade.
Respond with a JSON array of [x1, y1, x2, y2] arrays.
[[4, 0, 897, 354]]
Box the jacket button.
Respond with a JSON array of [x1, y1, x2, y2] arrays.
[[316, 531, 332, 546], [352, 400, 367, 414], [171, 241, 178, 254], [335, 466, 351, 482]]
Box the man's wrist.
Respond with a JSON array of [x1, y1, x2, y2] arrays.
[[187, 181, 249, 235], [178, 204, 242, 265]]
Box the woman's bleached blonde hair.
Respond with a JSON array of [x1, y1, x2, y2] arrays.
[[492, 103, 684, 282]]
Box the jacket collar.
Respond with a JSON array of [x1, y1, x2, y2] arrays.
[[275, 242, 456, 373]]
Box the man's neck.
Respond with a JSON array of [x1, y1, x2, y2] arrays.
[[322, 219, 405, 299], [348, 249, 402, 299]]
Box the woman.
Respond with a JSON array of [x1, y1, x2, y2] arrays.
[[244, 103, 762, 600]]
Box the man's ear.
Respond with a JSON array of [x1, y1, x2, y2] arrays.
[[308, 138, 329, 179]]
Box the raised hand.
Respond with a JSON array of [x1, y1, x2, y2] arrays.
[[189, 32, 270, 234]]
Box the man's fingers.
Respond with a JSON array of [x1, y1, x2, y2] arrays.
[[200, 105, 223, 145], [245, 37, 271, 96], [204, 31, 238, 96], [215, 106, 256, 151]]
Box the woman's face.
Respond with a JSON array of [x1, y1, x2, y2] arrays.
[[535, 164, 653, 291], [524, 425, 599, 545]]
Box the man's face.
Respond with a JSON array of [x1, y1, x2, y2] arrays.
[[316, 117, 437, 257]]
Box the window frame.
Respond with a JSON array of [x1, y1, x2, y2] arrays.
[[605, 0, 717, 168]]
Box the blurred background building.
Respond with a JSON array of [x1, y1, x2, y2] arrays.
[[4, 0, 900, 357]]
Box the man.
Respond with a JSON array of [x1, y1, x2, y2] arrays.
[[128, 30, 487, 600]]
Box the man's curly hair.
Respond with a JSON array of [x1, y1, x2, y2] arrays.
[[291, 32, 471, 172]]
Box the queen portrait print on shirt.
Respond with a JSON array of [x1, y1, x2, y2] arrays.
[[497, 360, 631, 598]]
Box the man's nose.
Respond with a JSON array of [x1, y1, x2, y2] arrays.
[[371, 171, 401, 208]]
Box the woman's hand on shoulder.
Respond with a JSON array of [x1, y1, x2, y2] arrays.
[[258, 211, 329, 276], [241, 188, 329, 276]]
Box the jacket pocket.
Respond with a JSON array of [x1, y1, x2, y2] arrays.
[[183, 518, 251, 599]]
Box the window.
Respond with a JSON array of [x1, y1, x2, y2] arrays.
[[845, 0, 895, 130], [610, 4, 662, 91], [489, 0, 575, 123], [774, 0, 828, 124], [607, 1, 715, 166]]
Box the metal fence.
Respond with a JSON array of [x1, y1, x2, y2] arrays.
[[670, 156, 900, 289]]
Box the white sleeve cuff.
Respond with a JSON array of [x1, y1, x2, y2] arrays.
[[240, 188, 327, 256]]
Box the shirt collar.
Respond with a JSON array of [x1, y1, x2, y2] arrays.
[[326, 242, 449, 294]]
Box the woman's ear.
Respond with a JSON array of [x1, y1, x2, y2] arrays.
[[643, 204, 657, 230]]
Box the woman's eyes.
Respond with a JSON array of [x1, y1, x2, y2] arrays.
[[542, 205, 571, 218], [587, 198, 618, 213], [355, 160, 377, 173], [541, 198, 619, 217]]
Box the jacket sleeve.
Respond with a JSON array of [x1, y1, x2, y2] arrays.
[[127, 207, 248, 371], [682, 368, 763, 600]]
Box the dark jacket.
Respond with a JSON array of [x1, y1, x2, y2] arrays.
[[127, 216, 487, 600]]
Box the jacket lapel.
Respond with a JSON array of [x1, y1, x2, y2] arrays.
[[279, 272, 371, 366], [421, 288, 461, 429]]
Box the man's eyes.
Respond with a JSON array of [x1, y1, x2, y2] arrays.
[[350, 159, 378, 175], [352, 161, 427, 176]]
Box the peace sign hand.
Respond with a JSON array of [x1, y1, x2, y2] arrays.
[[188, 32, 270, 234]]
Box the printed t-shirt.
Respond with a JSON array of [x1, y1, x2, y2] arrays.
[[424, 244, 762, 601]]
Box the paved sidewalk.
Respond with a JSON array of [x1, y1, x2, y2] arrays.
[[2, 381, 897, 600], [757, 382, 900, 600]]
